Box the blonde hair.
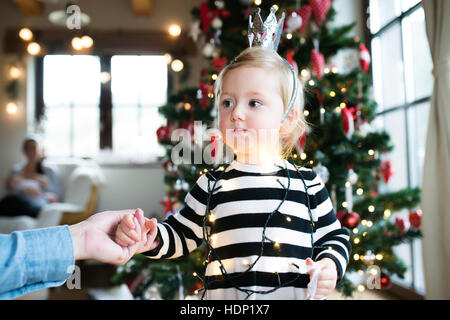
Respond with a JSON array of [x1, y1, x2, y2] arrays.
[[214, 47, 308, 158]]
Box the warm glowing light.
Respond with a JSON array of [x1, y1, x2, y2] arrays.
[[81, 35, 94, 48], [354, 238, 360, 244], [9, 66, 21, 79], [356, 188, 364, 195], [19, 28, 33, 41], [286, 217, 292, 222], [72, 37, 83, 50], [384, 209, 391, 219], [368, 149, 375, 156], [303, 110, 310, 117], [353, 228, 359, 234], [357, 285, 365, 292], [300, 153, 307, 160], [324, 67, 330, 74], [376, 254, 383, 260], [100, 72, 111, 83], [286, 33, 293, 40], [274, 242, 280, 248], [320, 107, 326, 114], [171, 59, 184, 72], [209, 214, 216, 222], [164, 53, 172, 64], [329, 91, 336, 97], [6, 102, 18, 115], [27, 42, 41, 55], [212, 74, 218, 80], [254, 0, 262, 5], [368, 205, 375, 213], [353, 254, 360, 261], [308, 80, 315, 86], [168, 24, 182, 37]]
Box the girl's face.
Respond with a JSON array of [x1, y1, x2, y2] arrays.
[[218, 66, 284, 163]]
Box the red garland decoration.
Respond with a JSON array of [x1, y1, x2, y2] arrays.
[[199, 2, 230, 32], [309, 0, 332, 26], [212, 56, 228, 72], [380, 160, 394, 184], [298, 5, 312, 34], [310, 49, 325, 80]]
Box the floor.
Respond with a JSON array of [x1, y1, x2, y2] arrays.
[[16, 261, 398, 300]]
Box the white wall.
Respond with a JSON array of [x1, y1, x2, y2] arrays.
[[0, 0, 364, 220]]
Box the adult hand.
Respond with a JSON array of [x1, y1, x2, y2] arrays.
[[69, 209, 146, 266]]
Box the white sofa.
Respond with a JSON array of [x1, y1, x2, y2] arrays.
[[0, 158, 105, 234]]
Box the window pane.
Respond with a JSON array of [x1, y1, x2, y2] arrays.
[[402, 7, 433, 102], [43, 55, 100, 157], [370, 0, 402, 33], [402, 0, 421, 12], [407, 102, 429, 188], [378, 109, 408, 193], [111, 56, 167, 161], [371, 24, 406, 110]]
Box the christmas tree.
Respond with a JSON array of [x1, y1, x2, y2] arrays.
[[112, 0, 422, 298]]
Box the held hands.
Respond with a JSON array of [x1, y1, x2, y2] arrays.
[[305, 257, 338, 299], [115, 209, 159, 254], [69, 208, 158, 266]]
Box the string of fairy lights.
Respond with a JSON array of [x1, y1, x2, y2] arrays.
[[192, 159, 327, 300]]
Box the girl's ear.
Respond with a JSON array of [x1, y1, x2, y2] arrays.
[[280, 108, 299, 134]]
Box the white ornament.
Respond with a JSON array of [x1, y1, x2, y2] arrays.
[[215, 1, 225, 9], [286, 12, 302, 32], [313, 163, 329, 184], [358, 121, 372, 137], [202, 42, 215, 58], [189, 20, 201, 42], [348, 169, 358, 185], [212, 17, 223, 30]]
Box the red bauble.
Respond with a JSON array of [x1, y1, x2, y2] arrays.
[[336, 210, 347, 224], [343, 211, 360, 229], [409, 209, 422, 229], [395, 216, 409, 234], [157, 125, 169, 141], [380, 273, 392, 290]]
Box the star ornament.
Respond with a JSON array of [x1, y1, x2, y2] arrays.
[[160, 194, 177, 218]]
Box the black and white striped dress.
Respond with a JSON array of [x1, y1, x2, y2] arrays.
[[143, 158, 351, 299]]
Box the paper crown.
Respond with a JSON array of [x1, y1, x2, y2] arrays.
[[248, 6, 285, 52]]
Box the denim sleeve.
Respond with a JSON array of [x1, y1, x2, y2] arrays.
[[0, 225, 75, 300]]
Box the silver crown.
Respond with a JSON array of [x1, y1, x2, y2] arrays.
[[248, 6, 285, 52]]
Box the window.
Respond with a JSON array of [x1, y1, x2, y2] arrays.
[[41, 54, 167, 162], [111, 55, 167, 161], [368, 0, 432, 296], [43, 55, 100, 157]]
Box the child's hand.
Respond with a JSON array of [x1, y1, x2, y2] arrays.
[[115, 209, 159, 254], [305, 257, 338, 299]]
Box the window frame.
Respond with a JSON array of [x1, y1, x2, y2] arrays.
[[363, 0, 430, 298], [35, 53, 173, 162]]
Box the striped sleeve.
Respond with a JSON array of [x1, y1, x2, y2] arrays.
[[307, 171, 351, 282], [142, 174, 209, 259]]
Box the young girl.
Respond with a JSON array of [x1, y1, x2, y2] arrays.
[[115, 46, 351, 300]]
